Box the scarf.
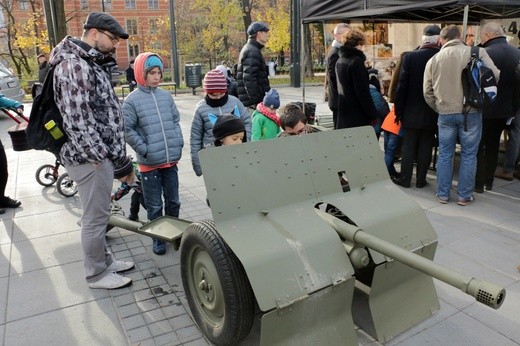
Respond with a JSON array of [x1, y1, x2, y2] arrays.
[[205, 93, 229, 108], [256, 103, 280, 126]]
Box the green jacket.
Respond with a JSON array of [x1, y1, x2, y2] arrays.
[[251, 108, 281, 141]]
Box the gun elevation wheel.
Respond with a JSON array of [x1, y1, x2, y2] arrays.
[[180, 220, 254, 346]]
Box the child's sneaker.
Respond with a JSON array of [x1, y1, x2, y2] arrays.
[[153, 239, 166, 255], [88, 272, 132, 289]]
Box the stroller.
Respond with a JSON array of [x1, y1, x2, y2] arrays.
[[2, 108, 77, 198]]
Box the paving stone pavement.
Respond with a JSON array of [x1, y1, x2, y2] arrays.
[[0, 85, 518, 346]]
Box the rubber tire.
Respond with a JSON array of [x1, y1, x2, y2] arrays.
[[35, 164, 58, 186], [56, 173, 78, 197], [180, 220, 254, 346]]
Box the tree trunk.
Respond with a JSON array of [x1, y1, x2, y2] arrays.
[[303, 24, 314, 77], [240, 0, 252, 41], [45, 0, 67, 48]]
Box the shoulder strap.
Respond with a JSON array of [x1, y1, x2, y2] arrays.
[[470, 46, 479, 59]]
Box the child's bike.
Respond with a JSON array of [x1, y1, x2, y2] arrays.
[[35, 157, 78, 197]]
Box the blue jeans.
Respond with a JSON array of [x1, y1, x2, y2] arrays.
[[384, 131, 401, 177], [140, 165, 180, 221], [436, 112, 482, 201]]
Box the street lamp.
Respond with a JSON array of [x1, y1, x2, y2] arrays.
[[169, 0, 180, 86]]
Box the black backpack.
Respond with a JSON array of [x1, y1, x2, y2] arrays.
[[25, 65, 67, 156], [461, 46, 498, 111]]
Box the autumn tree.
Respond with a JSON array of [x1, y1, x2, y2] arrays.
[[128, 16, 173, 65], [0, 0, 48, 77], [255, 0, 290, 66], [190, 0, 243, 67]]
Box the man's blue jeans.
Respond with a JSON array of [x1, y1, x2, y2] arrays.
[[436, 112, 482, 201], [140, 165, 180, 221]]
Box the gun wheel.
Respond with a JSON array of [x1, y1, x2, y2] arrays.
[[181, 220, 254, 346]]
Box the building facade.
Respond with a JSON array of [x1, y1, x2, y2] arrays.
[[8, 0, 169, 71]]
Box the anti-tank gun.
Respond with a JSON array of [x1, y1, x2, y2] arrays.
[[109, 126, 505, 345]]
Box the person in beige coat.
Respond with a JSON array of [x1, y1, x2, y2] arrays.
[[423, 25, 499, 206]]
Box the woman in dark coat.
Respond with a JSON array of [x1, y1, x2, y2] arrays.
[[335, 28, 378, 129]]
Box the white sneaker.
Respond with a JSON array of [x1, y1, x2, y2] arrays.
[[107, 260, 135, 273], [88, 272, 132, 289]]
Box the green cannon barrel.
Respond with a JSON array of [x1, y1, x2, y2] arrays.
[[315, 209, 506, 309]]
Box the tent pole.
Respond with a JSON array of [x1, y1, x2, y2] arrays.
[[301, 21, 306, 105], [462, 5, 469, 41]]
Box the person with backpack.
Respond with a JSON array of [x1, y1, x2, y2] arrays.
[[367, 68, 389, 139], [424, 25, 499, 206], [50, 12, 134, 290], [475, 22, 520, 192]]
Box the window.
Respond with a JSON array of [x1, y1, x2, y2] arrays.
[[126, 19, 138, 35], [151, 42, 161, 51], [19, 0, 29, 10], [80, 0, 88, 9], [125, 0, 136, 9], [148, 0, 158, 10], [102, 0, 113, 11], [150, 19, 159, 34], [129, 44, 140, 57]]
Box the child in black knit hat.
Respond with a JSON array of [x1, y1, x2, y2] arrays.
[[112, 156, 146, 221], [212, 114, 247, 146]]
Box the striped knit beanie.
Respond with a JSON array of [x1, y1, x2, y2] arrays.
[[203, 69, 227, 94]]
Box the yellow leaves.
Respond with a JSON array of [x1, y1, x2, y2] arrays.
[[11, 13, 49, 52], [255, 0, 290, 53]]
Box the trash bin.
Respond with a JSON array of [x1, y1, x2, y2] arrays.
[[292, 102, 316, 125], [185, 64, 202, 95]]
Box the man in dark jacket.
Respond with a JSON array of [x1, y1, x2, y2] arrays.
[[37, 53, 51, 83], [237, 21, 270, 108], [393, 25, 440, 188], [475, 22, 520, 192], [125, 59, 136, 92], [325, 23, 350, 129]]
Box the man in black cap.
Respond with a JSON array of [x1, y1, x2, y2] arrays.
[[393, 24, 441, 189], [49, 12, 134, 290], [236, 21, 271, 108]]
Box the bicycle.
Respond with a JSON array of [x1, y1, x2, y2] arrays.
[[35, 157, 78, 197]]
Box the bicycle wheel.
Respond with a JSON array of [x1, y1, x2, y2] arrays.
[[56, 173, 78, 197], [35, 164, 59, 186]]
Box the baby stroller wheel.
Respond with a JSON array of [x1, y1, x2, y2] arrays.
[[56, 173, 78, 197], [36, 164, 59, 186]]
